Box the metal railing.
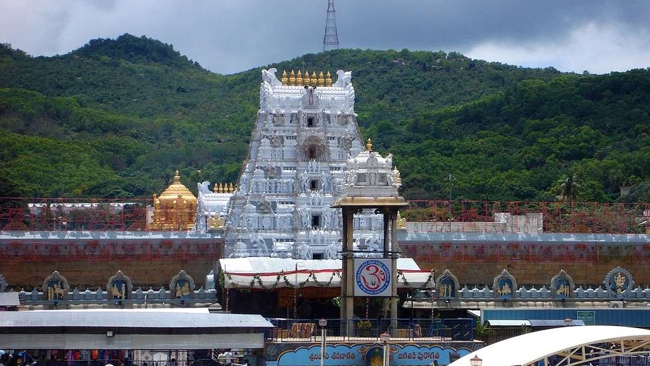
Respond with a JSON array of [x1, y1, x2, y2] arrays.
[[1, 198, 649, 234], [264, 317, 474, 342], [8, 351, 218, 366]]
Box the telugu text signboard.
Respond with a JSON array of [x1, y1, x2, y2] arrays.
[[577, 310, 595, 325]]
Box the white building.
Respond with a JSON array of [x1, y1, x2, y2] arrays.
[[210, 69, 391, 259]]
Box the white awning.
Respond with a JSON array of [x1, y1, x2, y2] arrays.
[[0, 292, 20, 306], [0, 309, 273, 350], [219, 257, 434, 289], [485, 319, 586, 327], [486, 319, 530, 327], [468, 309, 481, 318]]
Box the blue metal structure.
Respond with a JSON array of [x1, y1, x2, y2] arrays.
[[482, 308, 650, 327]]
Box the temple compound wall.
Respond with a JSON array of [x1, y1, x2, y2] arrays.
[[0, 234, 222, 291], [3, 237, 650, 294], [403, 241, 650, 287]]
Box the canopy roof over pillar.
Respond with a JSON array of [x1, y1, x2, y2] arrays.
[[332, 138, 408, 209], [331, 196, 409, 209]]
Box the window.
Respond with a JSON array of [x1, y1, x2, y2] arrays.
[[310, 179, 319, 191], [311, 214, 321, 228], [308, 146, 318, 159], [307, 117, 315, 127]]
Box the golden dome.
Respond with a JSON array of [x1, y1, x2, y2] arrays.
[[158, 170, 196, 204], [150, 170, 197, 231]]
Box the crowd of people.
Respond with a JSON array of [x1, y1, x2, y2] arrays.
[[0, 352, 248, 366]]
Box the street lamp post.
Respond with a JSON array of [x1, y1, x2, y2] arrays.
[[380, 332, 391, 366], [469, 355, 482, 366], [319, 318, 328, 366]]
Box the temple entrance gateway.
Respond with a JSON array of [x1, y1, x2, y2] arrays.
[[222, 69, 388, 262]]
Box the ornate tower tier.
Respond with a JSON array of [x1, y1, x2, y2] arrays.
[[223, 69, 386, 259]]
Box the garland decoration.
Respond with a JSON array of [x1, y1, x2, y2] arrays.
[[225, 268, 344, 290], [226, 268, 434, 290], [396, 269, 435, 289]]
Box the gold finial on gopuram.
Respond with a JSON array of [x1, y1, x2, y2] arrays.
[[289, 70, 296, 85], [297, 70, 304, 86], [326, 71, 332, 86]]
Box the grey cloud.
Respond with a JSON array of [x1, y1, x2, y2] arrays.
[[337, 1, 648, 49], [0, 0, 648, 74]]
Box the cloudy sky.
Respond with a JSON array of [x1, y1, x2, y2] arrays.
[[1, 0, 649, 75]]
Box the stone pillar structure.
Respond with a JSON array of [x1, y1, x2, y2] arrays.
[[333, 139, 407, 336], [340, 207, 356, 335]]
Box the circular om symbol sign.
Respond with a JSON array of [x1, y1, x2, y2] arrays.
[[356, 260, 390, 295]]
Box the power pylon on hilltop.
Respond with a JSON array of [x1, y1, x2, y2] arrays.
[[323, 0, 339, 51]]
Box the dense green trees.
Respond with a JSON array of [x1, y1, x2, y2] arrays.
[[0, 36, 649, 201]]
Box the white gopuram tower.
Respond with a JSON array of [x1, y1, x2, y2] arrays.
[[223, 68, 386, 259]]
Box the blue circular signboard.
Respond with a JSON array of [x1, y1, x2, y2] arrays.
[[355, 259, 391, 296]]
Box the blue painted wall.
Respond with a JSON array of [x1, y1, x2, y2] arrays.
[[482, 308, 650, 327]]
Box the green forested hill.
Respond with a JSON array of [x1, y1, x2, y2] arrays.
[[1, 34, 649, 201]]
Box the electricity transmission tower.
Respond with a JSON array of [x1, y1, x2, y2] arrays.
[[323, 0, 339, 51]]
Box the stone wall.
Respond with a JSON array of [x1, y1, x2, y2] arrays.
[[408, 242, 650, 288], [2, 259, 215, 291], [3, 240, 649, 293]]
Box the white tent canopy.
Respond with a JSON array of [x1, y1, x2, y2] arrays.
[[450, 325, 650, 366], [219, 257, 434, 290]]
